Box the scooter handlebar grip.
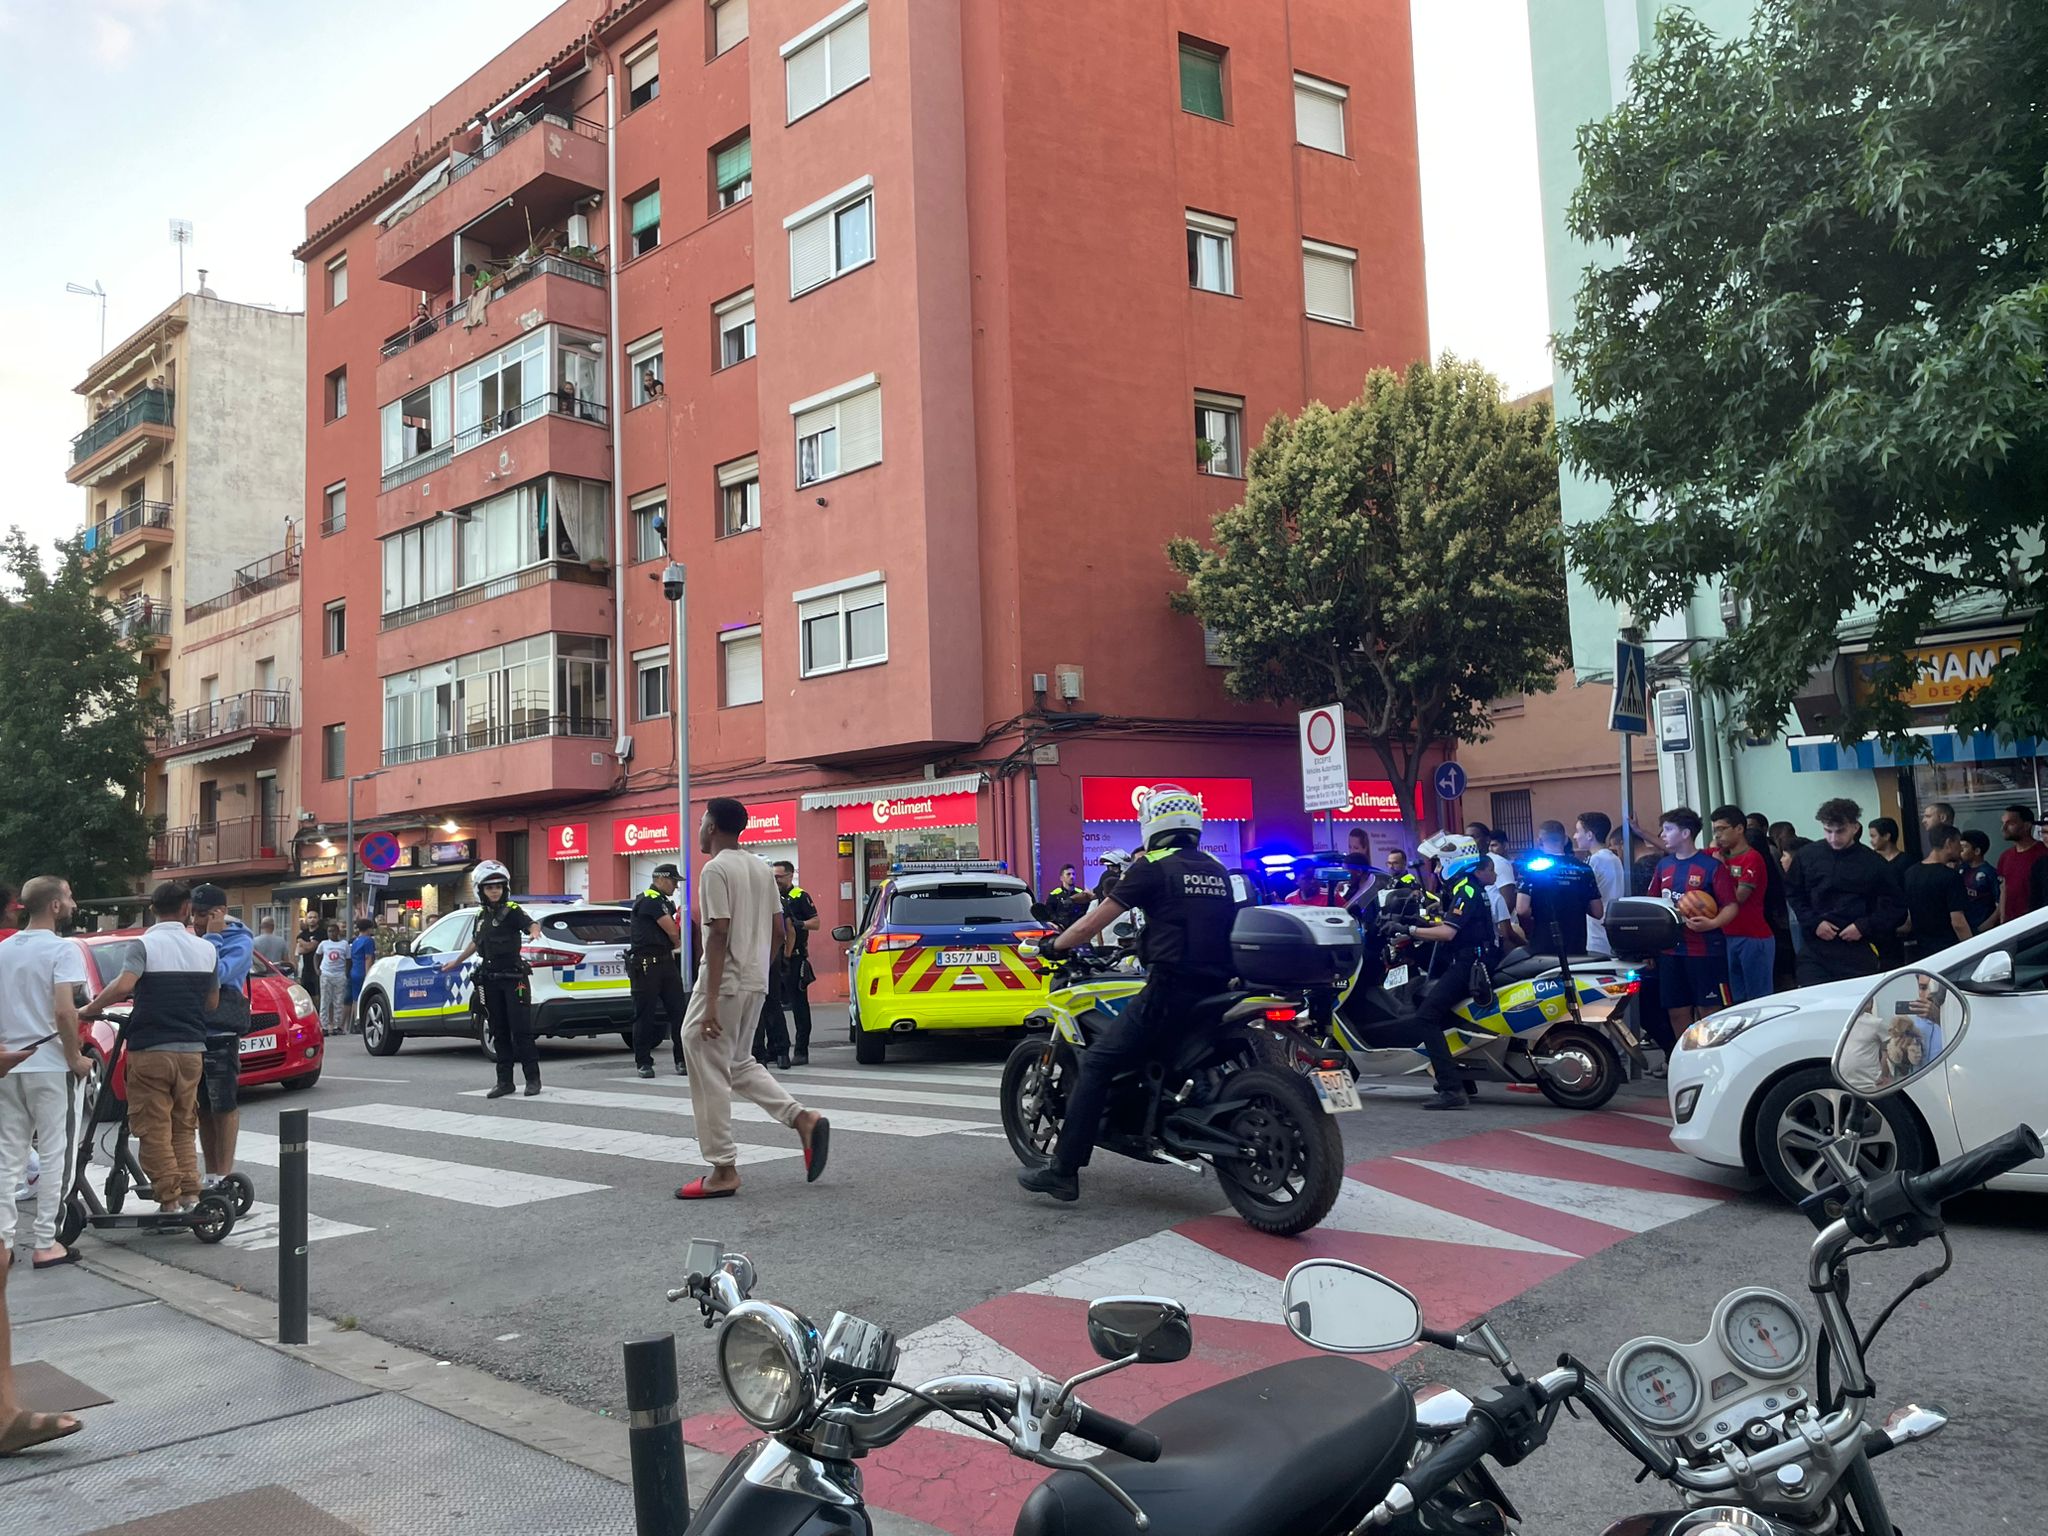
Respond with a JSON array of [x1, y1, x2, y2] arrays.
[[1905, 1124, 2044, 1211], [1068, 1403, 1162, 1463], [1397, 1419, 1498, 1506]]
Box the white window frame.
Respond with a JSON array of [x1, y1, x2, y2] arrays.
[[717, 454, 761, 535], [630, 488, 668, 562], [782, 0, 870, 124], [634, 645, 671, 721], [625, 36, 660, 109], [790, 373, 882, 487], [714, 288, 756, 368], [785, 177, 875, 297], [323, 599, 347, 657], [380, 377, 452, 473], [325, 254, 348, 308], [793, 574, 886, 678], [1302, 238, 1358, 326], [1186, 210, 1235, 295], [712, 0, 748, 56], [1293, 72, 1349, 156], [720, 625, 764, 706], [1195, 390, 1245, 478], [627, 331, 665, 406]]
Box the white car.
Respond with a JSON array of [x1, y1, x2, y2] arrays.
[[1669, 907, 2048, 1203], [357, 902, 637, 1062]]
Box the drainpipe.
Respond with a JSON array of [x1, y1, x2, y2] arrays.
[[604, 69, 628, 812]]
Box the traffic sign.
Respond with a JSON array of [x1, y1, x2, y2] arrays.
[[1298, 704, 1350, 812], [1433, 761, 1468, 802], [361, 870, 391, 888], [1610, 638, 1650, 735], [1657, 686, 1695, 754], [359, 831, 402, 872]]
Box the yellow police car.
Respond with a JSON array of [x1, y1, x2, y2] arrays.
[[830, 862, 1052, 1065]]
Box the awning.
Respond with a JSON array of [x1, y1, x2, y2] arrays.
[[376, 865, 474, 895], [801, 772, 985, 812], [272, 876, 343, 901], [166, 737, 256, 767], [1786, 729, 2040, 774]]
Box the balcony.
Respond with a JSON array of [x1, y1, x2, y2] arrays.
[[82, 500, 173, 557], [381, 558, 611, 634], [376, 113, 608, 291], [380, 255, 606, 363], [153, 689, 293, 760], [70, 388, 175, 484], [150, 815, 291, 878], [116, 596, 172, 650], [381, 391, 610, 493], [185, 547, 300, 622], [377, 715, 620, 811], [382, 712, 610, 768]]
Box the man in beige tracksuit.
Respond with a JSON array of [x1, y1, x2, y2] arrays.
[[674, 797, 829, 1200]]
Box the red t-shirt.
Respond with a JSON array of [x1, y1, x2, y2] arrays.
[[1719, 846, 1774, 939], [1998, 842, 2048, 923]]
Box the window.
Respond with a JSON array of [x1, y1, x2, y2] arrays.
[[1293, 73, 1348, 155], [454, 478, 610, 596], [792, 375, 882, 486], [783, 1, 870, 122], [322, 481, 346, 536], [1489, 789, 1534, 854], [380, 378, 452, 471], [322, 723, 346, 780], [712, 0, 747, 55], [1194, 390, 1244, 477], [326, 255, 348, 308], [721, 625, 763, 705], [325, 367, 348, 421], [796, 577, 885, 677], [1303, 240, 1357, 325], [717, 455, 760, 536], [625, 37, 660, 109], [1179, 39, 1226, 120], [1202, 623, 1230, 667], [631, 490, 668, 562], [323, 600, 347, 656], [629, 185, 662, 256], [715, 288, 756, 368], [1186, 211, 1235, 295], [713, 135, 752, 210], [786, 179, 874, 296], [627, 332, 665, 406], [455, 330, 547, 442], [381, 518, 457, 615], [635, 646, 671, 721], [383, 635, 611, 764]]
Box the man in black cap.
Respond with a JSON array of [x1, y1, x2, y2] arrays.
[[628, 863, 688, 1079], [190, 885, 254, 1200]]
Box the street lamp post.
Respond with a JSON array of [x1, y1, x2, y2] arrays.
[[344, 770, 385, 925], [663, 560, 692, 979]]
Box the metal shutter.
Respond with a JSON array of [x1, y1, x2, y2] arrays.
[[828, 11, 870, 98], [837, 387, 883, 471], [1294, 81, 1346, 154], [786, 35, 830, 121], [713, 0, 748, 55], [1303, 248, 1355, 324], [723, 632, 763, 705], [789, 212, 834, 294]]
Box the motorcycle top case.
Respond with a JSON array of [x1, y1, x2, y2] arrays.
[[1231, 904, 1362, 988], [1603, 896, 1683, 961]]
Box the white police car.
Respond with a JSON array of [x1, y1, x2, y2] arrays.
[[357, 900, 638, 1061]]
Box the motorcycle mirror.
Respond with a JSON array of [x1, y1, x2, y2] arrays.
[[1281, 1260, 1423, 1354], [1832, 968, 1970, 1101], [1085, 1297, 1193, 1365]]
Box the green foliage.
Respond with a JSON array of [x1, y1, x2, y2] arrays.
[[0, 532, 160, 899], [1168, 357, 1569, 839], [1558, 0, 2048, 747]]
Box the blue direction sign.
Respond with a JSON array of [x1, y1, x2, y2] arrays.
[[359, 831, 402, 872], [1609, 638, 1650, 735], [1433, 761, 1468, 802]]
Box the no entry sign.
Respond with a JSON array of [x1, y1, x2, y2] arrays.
[[1299, 704, 1349, 813]]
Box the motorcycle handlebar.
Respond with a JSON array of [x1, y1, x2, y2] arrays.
[[1396, 1418, 1499, 1507], [1903, 1124, 2043, 1212], [1067, 1402, 1162, 1463]]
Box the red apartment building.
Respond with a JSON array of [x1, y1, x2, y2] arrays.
[[292, 0, 1429, 960]]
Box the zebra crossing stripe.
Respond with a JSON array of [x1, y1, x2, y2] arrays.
[[888, 1316, 1097, 1456], [472, 1086, 991, 1138], [217, 1200, 373, 1251], [1516, 1131, 1763, 1190], [1022, 1229, 1284, 1324], [1399, 1156, 1722, 1232], [237, 1129, 607, 1207], [314, 1103, 800, 1166], [792, 1067, 1006, 1090], [608, 1076, 999, 1112]]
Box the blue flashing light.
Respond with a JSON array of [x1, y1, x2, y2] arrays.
[[1259, 853, 1299, 868], [1524, 856, 1557, 872]]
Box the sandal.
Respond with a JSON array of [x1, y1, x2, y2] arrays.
[[31, 1248, 82, 1270], [803, 1117, 831, 1183], [674, 1177, 737, 1200], [0, 1409, 82, 1456]]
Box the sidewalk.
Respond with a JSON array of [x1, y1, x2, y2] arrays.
[[6, 1242, 945, 1536]]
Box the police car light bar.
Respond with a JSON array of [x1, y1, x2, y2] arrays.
[[890, 860, 1009, 874]]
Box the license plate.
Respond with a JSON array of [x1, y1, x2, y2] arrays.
[[939, 948, 1000, 967], [592, 961, 626, 979], [239, 1033, 277, 1055], [1313, 1069, 1362, 1114], [1382, 964, 1410, 991]]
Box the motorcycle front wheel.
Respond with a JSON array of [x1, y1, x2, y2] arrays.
[[1211, 1067, 1345, 1236], [1001, 1036, 1072, 1167]]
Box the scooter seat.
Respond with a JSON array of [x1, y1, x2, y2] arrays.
[[1014, 1356, 1415, 1536], [1492, 948, 1606, 982]]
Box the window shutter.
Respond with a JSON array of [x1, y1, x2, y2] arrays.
[[723, 632, 763, 705], [837, 387, 883, 471], [786, 35, 830, 121], [717, 454, 759, 489], [715, 138, 752, 190], [789, 213, 833, 295], [828, 11, 870, 97], [1293, 81, 1346, 154], [714, 0, 748, 54], [627, 46, 658, 95], [1179, 48, 1224, 118], [794, 402, 835, 445], [631, 190, 661, 234], [1303, 248, 1356, 324]]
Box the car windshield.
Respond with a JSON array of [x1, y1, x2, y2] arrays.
[[85, 938, 143, 977], [889, 886, 1035, 927], [541, 910, 634, 946]]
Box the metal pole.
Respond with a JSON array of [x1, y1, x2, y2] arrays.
[[669, 570, 691, 979], [278, 1106, 309, 1345], [1027, 764, 1042, 894], [344, 776, 357, 927], [1618, 733, 1636, 897], [622, 1333, 690, 1534]]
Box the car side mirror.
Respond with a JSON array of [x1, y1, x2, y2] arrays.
[[1833, 968, 1970, 1099], [830, 925, 855, 943], [1085, 1297, 1193, 1365], [1966, 950, 2014, 993]]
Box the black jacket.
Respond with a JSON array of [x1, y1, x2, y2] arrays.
[[1785, 840, 1904, 945]]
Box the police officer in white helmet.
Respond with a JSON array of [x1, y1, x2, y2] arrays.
[[440, 861, 542, 1097]]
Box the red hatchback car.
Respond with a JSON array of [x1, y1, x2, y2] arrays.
[[71, 929, 325, 1093]]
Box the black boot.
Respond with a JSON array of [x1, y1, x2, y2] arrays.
[[775, 1051, 792, 1071], [1421, 1089, 1468, 1112], [486, 1082, 514, 1100], [636, 1064, 655, 1079], [791, 1051, 809, 1067], [522, 1078, 542, 1097], [1016, 1162, 1080, 1201]]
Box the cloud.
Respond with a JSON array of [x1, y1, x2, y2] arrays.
[[92, 14, 134, 62]]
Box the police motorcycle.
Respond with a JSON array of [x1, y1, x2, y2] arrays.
[[1280, 965, 2041, 1536]]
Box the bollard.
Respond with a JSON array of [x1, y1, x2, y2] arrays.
[[623, 1334, 691, 1535], [277, 1105, 309, 1345]]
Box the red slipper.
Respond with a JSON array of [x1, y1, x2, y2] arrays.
[[674, 1177, 737, 1200]]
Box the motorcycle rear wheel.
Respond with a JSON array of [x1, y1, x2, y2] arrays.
[[1211, 1067, 1345, 1236], [1531, 1024, 1621, 1110], [1001, 1036, 1070, 1167]]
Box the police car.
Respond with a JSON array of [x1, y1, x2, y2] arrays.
[[357, 900, 637, 1060], [830, 862, 1053, 1065]]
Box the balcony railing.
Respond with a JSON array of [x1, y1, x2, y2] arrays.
[[380, 255, 607, 359], [380, 392, 610, 491], [116, 597, 171, 643], [382, 112, 607, 235], [153, 689, 293, 754], [151, 815, 289, 872], [83, 500, 172, 552], [382, 712, 611, 767], [185, 547, 301, 621], [73, 388, 174, 467], [380, 558, 612, 633]]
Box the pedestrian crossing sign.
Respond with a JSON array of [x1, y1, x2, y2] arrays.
[[1610, 638, 1650, 734]]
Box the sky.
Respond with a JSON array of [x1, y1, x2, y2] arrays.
[[0, 0, 1552, 557]]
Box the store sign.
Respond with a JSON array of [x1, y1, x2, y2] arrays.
[[297, 851, 347, 877], [835, 790, 981, 835], [1080, 776, 1255, 822], [613, 813, 682, 855], [1877, 637, 2024, 709], [548, 823, 589, 860], [1331, 780, 1420, 822], [426, 839, 477, 866], [741, 800, 798, 845]]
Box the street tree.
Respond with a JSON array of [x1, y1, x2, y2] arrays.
[[0, 531, 160, 900], [1168, 357, 1569, 845], [1559, 0, 2048, 747]]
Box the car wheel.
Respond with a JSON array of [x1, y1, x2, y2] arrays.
[[360, 994, 403, 1057], [854, 1024, 887, 1065], [476, 1006, 500, 1063], [1755, 1066, 1928, 1205], [281, 1069, 320, 1092]]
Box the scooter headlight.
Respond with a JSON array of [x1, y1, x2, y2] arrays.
[[716, 1303, 818, 1432]]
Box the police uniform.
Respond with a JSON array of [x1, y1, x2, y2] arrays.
[[1516, 852, 1602, 959], [628, 879, 688, 1073], [1410, 872, 1503, 1097], [474, 897, 541, 1089], [1045, 879, 1089, 931], [779, 881, 818, 1062], [1052, 843, 1238, 1172]]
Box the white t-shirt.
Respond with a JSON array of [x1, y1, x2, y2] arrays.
[[1487, 853, 1517, 892], [697, 847, 780, 995], [1585, 847, 1625, 957], [0, 929, 88, 1072], [317, 939, 351, 978]]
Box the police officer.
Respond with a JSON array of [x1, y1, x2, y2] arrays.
[[1018, 786, 1236, 1204], [1402, 837, 1502, 1111], [1044, 864, 1089, 930], [773, 861, 818, 1067], [629, 863, 688, 1079], [441, 861, 541, 1098], [1514, 820, 1604, 961]]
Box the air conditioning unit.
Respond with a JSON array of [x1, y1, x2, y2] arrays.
[[568, 212, 591, 249], [615, 733, 635, 763]]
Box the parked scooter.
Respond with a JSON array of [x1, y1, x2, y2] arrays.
[[1282, 964, 2039, 1534]]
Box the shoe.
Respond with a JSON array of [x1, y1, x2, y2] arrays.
[[674, 1062, 688, 1076], [523, 1081, 542, 1096], [775, 1052, 792, 1071], [1421, 1090, 1469, 1112], [1016, 1163, 1079, 1202], [791, 1051, 810, 1067], [636, 1065, 655, 1080], [486, 1083, 514, 1100]]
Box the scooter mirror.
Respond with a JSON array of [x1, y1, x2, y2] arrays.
[[1281, 1260, 1422, 1354], [1085, 1297, 1193, 1364], [1833, 968, 1970, 1101]]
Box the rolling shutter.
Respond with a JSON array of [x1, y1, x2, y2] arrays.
[[837, 387, 883, 471], [786, 34, 830, 121], [722, 630, 763, 706], [828, 11, 870, 97], [789, 212, 833, 295], [1293, 77, 1347, 154], [713, 0, 748, 55], [1303, 245, 1356, 325]]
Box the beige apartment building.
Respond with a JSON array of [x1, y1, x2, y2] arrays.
[[69, 289, 307, 922]]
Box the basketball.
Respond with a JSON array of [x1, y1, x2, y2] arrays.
[[1677, 889, 1719, 920]]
